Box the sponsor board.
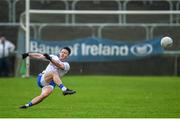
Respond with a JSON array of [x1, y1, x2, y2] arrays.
[[30, 37, 163, 61]]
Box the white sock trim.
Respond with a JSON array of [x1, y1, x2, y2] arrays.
[[62, 87, 67, 91]]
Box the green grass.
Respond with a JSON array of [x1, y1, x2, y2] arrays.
[[0, 76, 180, 118]]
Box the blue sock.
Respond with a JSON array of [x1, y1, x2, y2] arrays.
[[28, 102, 33, 107], [59, 84, 67, 91]]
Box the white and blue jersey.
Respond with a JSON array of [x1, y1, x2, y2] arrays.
[[37, 55, 70, 89]]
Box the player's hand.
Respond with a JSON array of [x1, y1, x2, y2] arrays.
[[22, 53, 29, 59], [43, 53, 52, 61]]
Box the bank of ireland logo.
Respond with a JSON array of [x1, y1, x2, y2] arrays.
[[130, 44, 153, 56]]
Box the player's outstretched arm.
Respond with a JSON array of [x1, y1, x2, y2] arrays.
[[22, 53, 45, 59], [43, 53, 65, 70], [29, 53, 45, 59], [51, 59, 65, 70]]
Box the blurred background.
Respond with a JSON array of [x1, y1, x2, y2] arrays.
[[0, 0, 180, 77]]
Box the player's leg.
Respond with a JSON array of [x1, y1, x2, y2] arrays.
[[31, 85, 53, 105], [44, 71, 76, 95], [44, 71, 62, 86], [19, 85, 53, 109]]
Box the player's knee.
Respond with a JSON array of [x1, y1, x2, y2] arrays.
[[52, 72, 58, 76], [41, 92, 50, 98]]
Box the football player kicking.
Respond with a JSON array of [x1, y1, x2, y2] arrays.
[[20, 47, 76, 109]]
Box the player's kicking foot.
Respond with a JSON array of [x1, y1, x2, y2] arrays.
[[19, 105, 28, 109], [19, 102, 32, 109], [63, 88, 76, 96]]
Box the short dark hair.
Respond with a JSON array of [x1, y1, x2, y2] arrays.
[[62, 47, 71, 55]]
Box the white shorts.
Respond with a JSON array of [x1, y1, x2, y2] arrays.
[[37, 73, 55, 90]]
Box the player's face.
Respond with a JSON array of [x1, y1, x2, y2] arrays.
[[59, 49, 69, 60]]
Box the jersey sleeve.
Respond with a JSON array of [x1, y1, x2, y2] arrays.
[[49, 55, 70, 71], [50, 55, 59, 60], [63, 62, 70, 71]]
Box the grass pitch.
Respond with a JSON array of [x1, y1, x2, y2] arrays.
[[0, 76, 180, 118]]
